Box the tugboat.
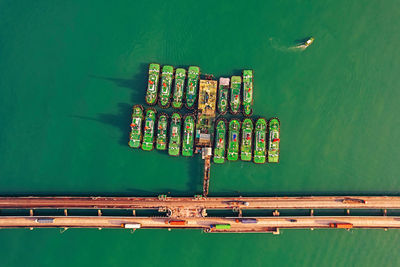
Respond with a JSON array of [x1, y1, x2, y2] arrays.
[[158, 65, 174, 108], [268, 118, 280, 163], [227, 119, 241, 161], [304, 37, 314, 47], [141, 108, 157, 151], [145, 63, 160, 105], [168, 113, 182, 156], [171, 68, 186, 109], [230, 76, 241, 115], [156, 113, 169, 150], [213, 119, 227, 164], [128, 104, 144, 148], [242, 70, 253, 116], [182, 114, 195, 157], [296, 37, 315, 49], [217, 77, 230, 115], [253, 118, 267, 164], [240, 118, 253, 161], [185, 66, 200, 109]]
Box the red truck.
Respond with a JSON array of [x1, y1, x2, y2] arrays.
[[165, 220, 187, 226], [329, 223, 353, 229]]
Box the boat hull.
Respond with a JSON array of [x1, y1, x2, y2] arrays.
[[227, 119, 241, 161], [182, 114, 195, 157], [172, 68, 186, 109], [141, 108, 157, 151], [240, 118, 253, 161], [128, 105, 144, 148], [268, 118, 280, 163], [145, 63, 160, 105], [242, 70, 253, 116], [217, 77, 230, 115], [158, 65, 174, 108], [185, 66, 200, 109], [213, 119, 227, 164], [168, 113, 182, 156], [156, 113, 169, 150], [253, 118, 267, 164], [230, 76, 241, 115]]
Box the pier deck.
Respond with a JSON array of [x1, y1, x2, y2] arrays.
[[0, 216, 400, 232], [1, 196, 400, 233], [0, 196, 399, 210]]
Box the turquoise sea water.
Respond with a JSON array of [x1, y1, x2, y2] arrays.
[[0, 1, 400, 266]]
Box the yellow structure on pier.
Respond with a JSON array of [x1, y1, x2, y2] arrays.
[[197, 79, 217, 116], [195, 79, 218, 196], [195, 79, 218, 149]]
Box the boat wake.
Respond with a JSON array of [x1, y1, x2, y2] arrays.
[[268, 37, 309, 52], [288, 45, 307, 51]]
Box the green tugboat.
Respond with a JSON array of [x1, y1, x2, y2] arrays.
[[128, 105, 144, 148], [242, 70, 253, 116], [182, 114, 195, 157], [217, 77, 230, 115], [253, 118, 267, 164], [156, 113, 169, 150], [141, 108, 157, 151], [145, 63, 160, 105], [185, 66, 200, 109], [172, 68, 186, 109], [268, 118, 280, 163], [227, 119, 240, 161], [240, 118, 253, 161], [230, 76, 241, 115], [158, 65, 174, 108], [213, 119, 227, 164], [168, 113, 182, 156]]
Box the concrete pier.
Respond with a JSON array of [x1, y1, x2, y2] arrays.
[[0, 196, 399, 210], [0, 216, 400, 233]]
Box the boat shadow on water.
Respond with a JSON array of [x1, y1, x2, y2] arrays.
[[70, 102, 132, 147], [88, 62, 148, 103], [186, 156, 203, 193], [294, 36, 313, 44]]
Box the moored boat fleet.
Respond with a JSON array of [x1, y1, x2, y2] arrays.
[[130, 63, 280, 163], [214, 117, 280, 163], [128, 104, 280, 163], [144, 63, 255, 116]]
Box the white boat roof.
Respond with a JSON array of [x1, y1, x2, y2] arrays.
[[219, 77, 230, 85]]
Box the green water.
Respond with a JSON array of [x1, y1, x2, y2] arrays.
[[0, 1, 400, 266]]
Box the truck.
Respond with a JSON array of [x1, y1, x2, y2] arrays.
[[35, 218, 54, 223], [165, 220, 187, 225], [210, 224, 231, 230], [329, 223, 353, 229], [235, 218, 257, 224], [122, 223, 141, 229]]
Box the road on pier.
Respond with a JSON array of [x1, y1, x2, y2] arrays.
[[0, 216, 399, 232], [0, 196, 399, 210]]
